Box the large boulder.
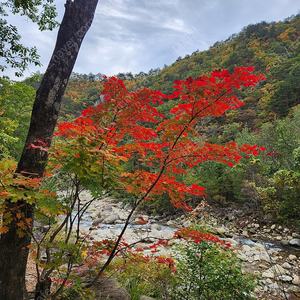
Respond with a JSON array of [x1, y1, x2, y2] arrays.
[[92, 216, 107, 226], [91, 278, 131, 300], [102, 213, 120, 224]]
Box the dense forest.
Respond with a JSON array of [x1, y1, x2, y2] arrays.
[[2, 13, 300, 226]]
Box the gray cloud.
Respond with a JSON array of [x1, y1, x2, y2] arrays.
[[3, 0, 300, 79]]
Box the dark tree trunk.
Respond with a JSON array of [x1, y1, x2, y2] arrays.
[[0, 1, 98, 299]]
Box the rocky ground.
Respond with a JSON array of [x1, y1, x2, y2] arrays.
[[26, 192, 300, 299]]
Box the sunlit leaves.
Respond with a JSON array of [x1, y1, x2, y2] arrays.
[[0, 158, 64, 235]]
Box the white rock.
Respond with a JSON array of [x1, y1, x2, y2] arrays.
[[242, 230, 249, 237], [260, 253, 271, 262], [253, 243, 265, 250], [259, 264, 269, 269], [268, 282, 279, 290], [287, 285, 300, 293], [247, 256, 254, 263], [278, 275, 292, 282], [151, 223, 162, 231], [217, 227, 226, 235], [166, 220, 177, 228], [288, 254, 297, 260], [292, 275, 300, 285], [242, 245, 252, 252], [271, 224, 276, 230], [262, 270, 274, 278], [270, 264, 286, 275], [282, 262, 292, 269], [253, 255, 260, 261], [237, 253, 247, 261], [289, 238, 300, 246], [225, 238, 239, 246], [102, 213, 120, 224]]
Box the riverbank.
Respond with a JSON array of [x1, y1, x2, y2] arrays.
[[76, 192, 300, 299], [27, 192, 300, 299]]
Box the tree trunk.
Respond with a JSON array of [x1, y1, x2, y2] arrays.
[[0, 1, 98, 299]]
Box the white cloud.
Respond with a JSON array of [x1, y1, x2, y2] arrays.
[[2, 0, 300, 79]]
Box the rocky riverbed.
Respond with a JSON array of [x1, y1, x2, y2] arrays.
[[66, 192, 300, 299]]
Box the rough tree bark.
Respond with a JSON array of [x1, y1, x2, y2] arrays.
[[0, 1, 98, 299]]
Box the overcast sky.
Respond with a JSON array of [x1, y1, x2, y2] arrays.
[[4, 0, 300, 80]]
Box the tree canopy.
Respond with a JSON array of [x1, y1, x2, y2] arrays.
[[0, 0, 58, 76]]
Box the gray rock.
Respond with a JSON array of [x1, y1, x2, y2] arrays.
[[268, 282, 279, 290], [225, 238, 239, 246], [140, 296, 156, 300], [280, 240, 289, 246], [33, 220, 52, 232], [91, 278, 131, 300], [151, 223, 162, 231], [278, 275, 292, 282], [292, 275, 300, 285], [237, 253, 247, 261], [253, 243, 265, 250], [242, 230, 249, 237], [166, 220, 177, 228], [262, 270, 274, 278], [217, 227, 226, 235], [287, 285, 300, 293], [270, 264, 286, 275], [102, 213, 120, 224], [288, 254, 297, 260], [289, 238, 300, 246], [282, 262, 292, 269], [242, 245, 251, 252], [92, 216, 107, 226], [131, 218, 144, 225], [182, 220, 191, 228], [102, 206, 113, 212]]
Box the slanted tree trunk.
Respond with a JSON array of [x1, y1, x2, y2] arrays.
[[0, 1, 98, 299]]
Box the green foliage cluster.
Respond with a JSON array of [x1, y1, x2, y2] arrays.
[[0, 0, 58, 76], [170, 240, 257, 300], [258, 169, 300, 224], [114, 254, 174, 300], [114, 237, 257, 300], [0, 77, 35, 159]]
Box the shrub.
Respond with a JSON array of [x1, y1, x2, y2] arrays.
[[170, 239, 257, 300], [114, 254, 174, 299]]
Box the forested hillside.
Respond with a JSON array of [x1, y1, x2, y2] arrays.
[[56, 14, 300, 125], [2, 13, 300, 225]]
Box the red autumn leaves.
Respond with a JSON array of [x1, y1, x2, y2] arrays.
[[53, 67, 265, 210]]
